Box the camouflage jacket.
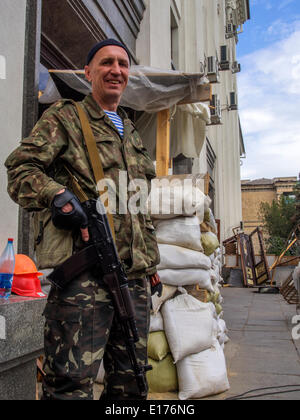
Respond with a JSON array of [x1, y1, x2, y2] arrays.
[[5, 94, 160, 279]]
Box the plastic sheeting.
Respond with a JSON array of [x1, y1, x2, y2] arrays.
[[40, 66, 208, 113], [121, 66, 207, 113], [136, 102, 211, 160], [39, 66, 210, 159]]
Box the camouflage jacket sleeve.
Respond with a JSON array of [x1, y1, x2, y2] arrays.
[[5, 102, 69, 210]]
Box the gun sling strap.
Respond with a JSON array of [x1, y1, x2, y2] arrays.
[[66, 101, 116, 240]]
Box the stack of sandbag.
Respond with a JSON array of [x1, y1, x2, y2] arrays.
[[160, 288, 230, 400], [199, 206, 227, 322], [148, 263, 230, 399], [147, 177, 230, 398], [150, 181, 215, 294], [207, 247, 226, 318], [157, 242, 214, 293], [147, 330, 178, 393], [147, 285, 179, 392]]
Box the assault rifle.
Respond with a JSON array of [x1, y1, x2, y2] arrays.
[[48, 198, 152, 397]]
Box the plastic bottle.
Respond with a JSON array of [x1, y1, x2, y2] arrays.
[[0, 238, 15, 299]]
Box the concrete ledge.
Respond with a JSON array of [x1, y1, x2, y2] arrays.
[[0, 296, 46, 400]]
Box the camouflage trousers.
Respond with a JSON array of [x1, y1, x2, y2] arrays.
[[42, 270, 151, 400]]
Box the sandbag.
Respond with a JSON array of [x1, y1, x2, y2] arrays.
[[206, 208, 218, 234], [215, 303, 223, 316], [151, 284, 178, 314], [161, 289, 215, 363], [158, 268, 214, 292], [201, 232, 220, 256], [184, 284, 209, 303], [148, 331, 170, 361], [158, 244, 212, 270], [155, 216, 203, 251], [149, 181, 206, 220], [177, 339, 230, 400], [147, 355, 178, 393], [293, 262, 300, 293], [217, 319, 229, 346], [150, 311, 164, 332]]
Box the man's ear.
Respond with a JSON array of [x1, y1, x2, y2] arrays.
[[84, 65, 92, 82]]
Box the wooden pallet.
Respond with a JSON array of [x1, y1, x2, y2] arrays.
[[280, 273, 299, 304]]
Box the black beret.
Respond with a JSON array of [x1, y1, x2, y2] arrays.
[[86, 39, 131, 65]]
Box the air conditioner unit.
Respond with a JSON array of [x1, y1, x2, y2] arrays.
[[209, 94, 222, 124], [219, 45, 230, 70], [225, 23, 236, 39], [229, 91, 238, 110], [199, 60, 205, 74], [232, 61, 241, 73], [206, 56, 220, 83]]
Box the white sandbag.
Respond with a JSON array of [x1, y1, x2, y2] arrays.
[[209, 268, 218, 285], [208, 302, 218, 320], [293, 262, 300, 293], [150, 311, 164, 332], [96, 360, 105, 384], [158, 268, 214, 292], [207, 208, 218, 234], [209, 253, 215, 264], [155, 217, 203, 251], [217, 319, 229, 346], [214, 247, 221, 257], [161, 289, 215, 363], [177, 339, 230, 400], [158, 244, 212, 271], [149, 180, 206, 220], [211, 266, 222, 286], [151, 284, 178, 314]]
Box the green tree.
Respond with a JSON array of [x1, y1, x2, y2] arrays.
[[292, 179, 300, 226], [259, 195, 297, 255]]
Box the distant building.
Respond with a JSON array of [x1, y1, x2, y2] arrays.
[[241, 177, 297, 236]]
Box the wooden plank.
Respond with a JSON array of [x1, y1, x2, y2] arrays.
[[178, 83, 212, 105], [156, 109, 170, 177], [204, 172, 210, 195]]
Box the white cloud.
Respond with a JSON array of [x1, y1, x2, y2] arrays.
[[239, 23, 300, 180], [278, 0, 296, 10]]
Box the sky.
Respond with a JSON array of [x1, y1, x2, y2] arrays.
[[236, 0, 300, 181]]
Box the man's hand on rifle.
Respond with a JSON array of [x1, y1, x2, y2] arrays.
[[52, 189, 90, 242], [149, 273, 163, 297]]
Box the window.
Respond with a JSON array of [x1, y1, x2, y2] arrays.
[[171, 8, 179, 70]]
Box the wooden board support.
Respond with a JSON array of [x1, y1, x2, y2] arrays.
[[156, 109, 170, 177], [204, 172, 210, 195], [178, 83, 212, 105]]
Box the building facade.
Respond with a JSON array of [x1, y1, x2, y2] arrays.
[[0, 0, 146, 255], [136, 0, 250, 242], [242, 177, 298, 236], [0, 0, 250, 254]]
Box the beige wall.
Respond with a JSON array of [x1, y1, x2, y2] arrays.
[[0, 0, 27, 252], [242, 189, 275, 234], [242, 178, 297, 236], [136, 0, 172, 69]]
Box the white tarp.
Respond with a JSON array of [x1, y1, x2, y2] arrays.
[[40, 66, 208, 113], [39, 66, 210, 160]]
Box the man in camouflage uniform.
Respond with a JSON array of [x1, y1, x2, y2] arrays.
[[5, 39, 161, 400]]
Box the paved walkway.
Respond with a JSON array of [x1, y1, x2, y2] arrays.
[[216, 287, 300, 400]]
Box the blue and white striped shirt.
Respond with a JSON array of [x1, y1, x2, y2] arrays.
[[104, 110, 124, 138]]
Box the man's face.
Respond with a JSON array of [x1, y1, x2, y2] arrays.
[[84, 45, 130, 109]]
